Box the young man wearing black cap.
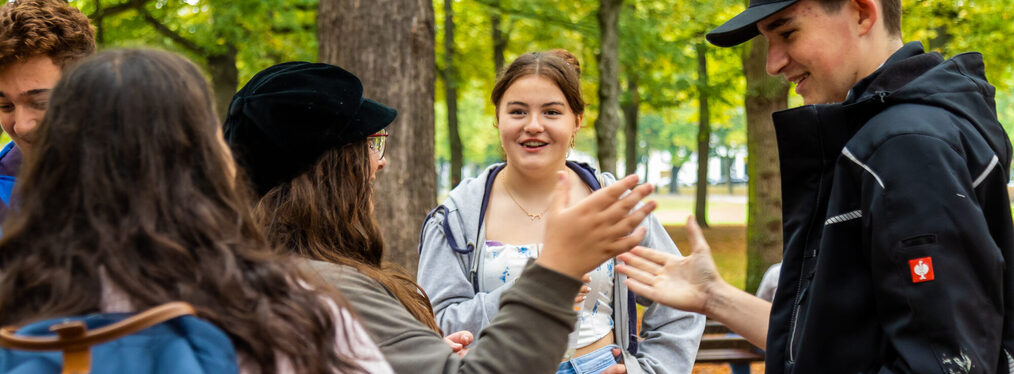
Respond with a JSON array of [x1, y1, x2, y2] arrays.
[[616, 0, 1014, 372]]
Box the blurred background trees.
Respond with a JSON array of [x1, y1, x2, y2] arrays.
[[75, 0, 1014, 284]]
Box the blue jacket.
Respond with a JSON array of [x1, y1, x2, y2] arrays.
[[0, 142, 22, 227], [767, 42, 1014, 373]]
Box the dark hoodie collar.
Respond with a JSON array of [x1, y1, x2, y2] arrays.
[[845, 42, 942, 104], [773, 41, 943, 158]]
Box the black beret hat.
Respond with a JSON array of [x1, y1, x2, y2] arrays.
[[223, 61, 396, 196]]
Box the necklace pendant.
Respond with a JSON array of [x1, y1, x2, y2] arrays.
[[529, 214, 542, 221]]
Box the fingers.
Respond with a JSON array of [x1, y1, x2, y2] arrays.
[[623, 278, 657, 302], [628, 246, 675, 265], [602, 364, 626, 374], [583, 174, 639, 208], [443, 340, 462, 351], [607, 226, 647, 256], [443, 330, 473, 347], [581, 274, 591, 283], [615, 260, 658, 285], [613, 182, 654, 214], [608, 200, 656, 238], [685, 215, 712, 256], [548, 171, 572, 213], [616, 247, 664, 274], [575, 284, 590, 304]]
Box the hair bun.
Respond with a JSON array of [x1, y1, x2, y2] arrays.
[[546, 49, 580, 76]]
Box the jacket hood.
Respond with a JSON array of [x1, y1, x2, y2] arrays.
[[443, 163, 501, 233], [850, 41, 1009, 161]]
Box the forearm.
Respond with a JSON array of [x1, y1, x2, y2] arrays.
[[704, 281, 771, 349], [459, 260, 582, 373]]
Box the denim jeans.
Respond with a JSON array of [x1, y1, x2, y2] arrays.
[[556, 344, 621, 374]]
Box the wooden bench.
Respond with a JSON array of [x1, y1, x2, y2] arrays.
[[695, 320, 765, 365]]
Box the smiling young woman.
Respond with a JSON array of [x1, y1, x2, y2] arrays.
[[418, 49, 706, 374]]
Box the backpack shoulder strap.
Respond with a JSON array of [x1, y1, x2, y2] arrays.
[[0, 302, 197, 374]]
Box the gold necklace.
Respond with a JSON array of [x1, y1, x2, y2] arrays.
[[502, 173, 549, 221]]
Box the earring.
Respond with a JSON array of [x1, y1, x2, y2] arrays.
[[569, 135, 576, 148]]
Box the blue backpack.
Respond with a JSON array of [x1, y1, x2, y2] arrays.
[[0, 302, 239, 374]]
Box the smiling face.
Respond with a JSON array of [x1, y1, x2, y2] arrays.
[[758, 0, 864, 104], [0, 55, 62, 153], [496, 75, 582, 173]]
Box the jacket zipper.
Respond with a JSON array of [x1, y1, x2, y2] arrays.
[[787, 254, 813, 363], [787, 286, 805, 363]]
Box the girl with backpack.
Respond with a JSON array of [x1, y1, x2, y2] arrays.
[[0, 49, 391, 373], [416, 49, 706, 374]]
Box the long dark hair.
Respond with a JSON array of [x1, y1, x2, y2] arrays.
[[255, 141, 441, 333], [0, 49, 362, 373]]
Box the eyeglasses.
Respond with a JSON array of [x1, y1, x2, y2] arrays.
[[367, 129, 389, 160]]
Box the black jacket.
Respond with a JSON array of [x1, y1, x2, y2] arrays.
[[767, 42, 1014, 374]]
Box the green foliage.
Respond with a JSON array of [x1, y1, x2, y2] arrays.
[[903, 0, 1014, 90], [74, 0, 317, 89], [902, 0, 1014, 146], [435, 0, 604, 178]]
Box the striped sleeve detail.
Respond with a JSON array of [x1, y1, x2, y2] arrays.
[[825, 210, 862, 226], [1005, 349, 1013, 373], [842, 147, 885, 189], [972, 154, 999, 188]]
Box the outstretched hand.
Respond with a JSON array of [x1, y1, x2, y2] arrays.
[[615, 216, 723, 314], [538, 173, 656, 279], [616, 216, 772, 349]]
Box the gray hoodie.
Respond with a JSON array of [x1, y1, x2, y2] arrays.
[[417, 162, 705, 374]]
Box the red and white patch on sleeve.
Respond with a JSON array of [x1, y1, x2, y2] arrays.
[[909, 257, 934, 283]]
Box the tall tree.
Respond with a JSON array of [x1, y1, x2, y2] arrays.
[[443, 0, 463, 187], [694, 41, 711, 228], [595, 0, 623, 175], [489, 0, 508, 75], [622, 74, 639, 176], [742, 35, 788, 293], [318, 0, 436, 274]]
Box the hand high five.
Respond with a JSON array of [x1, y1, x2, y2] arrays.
[[537, 173, 656, 279], [615, 216, 722, 314], [615, 216, 772, 349]]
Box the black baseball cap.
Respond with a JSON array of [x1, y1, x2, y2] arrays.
[[706, 0, 798, 47], [223, 61, 397, 196]]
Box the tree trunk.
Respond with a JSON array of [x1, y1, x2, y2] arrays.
[[490, 1, 507, 76], [92, 0, 104, 45], [444, 0, 463, 187], [594, 0, 623, 175], [928, 24, 951, 55], [622, 75, 640, 176], [207, 47, 238, 122], [669, 163, 682, 195], [642, 156, 649, 185], [723, 155, 734, 195], [695, 42, 710, 228], [743, 35, 788, 293], [318, 0, 436, 275]]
